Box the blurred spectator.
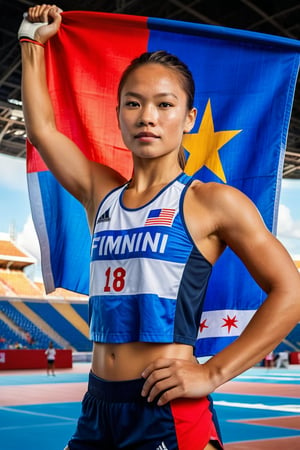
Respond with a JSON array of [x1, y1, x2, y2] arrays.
[[275, 351, 289, 368], [264, 351, 274, 368], [45, 341, 56, 376]]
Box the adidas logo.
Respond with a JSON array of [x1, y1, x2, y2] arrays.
[[97, 209, 110, 223], [156, 442, 168, 450]]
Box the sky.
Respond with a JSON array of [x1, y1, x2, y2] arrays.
[[0, 152, 300, 282]]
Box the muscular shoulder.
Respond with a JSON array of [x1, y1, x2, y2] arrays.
[[185, 180, 265, 242], [187, 180, 249, 216]]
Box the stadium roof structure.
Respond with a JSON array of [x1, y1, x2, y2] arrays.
[[0, 0, 299, 178], [0, 237, 35, 270], [0, 236, 88, 298]]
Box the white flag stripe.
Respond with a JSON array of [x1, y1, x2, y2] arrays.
[[197, 310, 256, 338]]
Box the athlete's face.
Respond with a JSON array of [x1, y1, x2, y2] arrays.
[[117, 64, 196, 163]]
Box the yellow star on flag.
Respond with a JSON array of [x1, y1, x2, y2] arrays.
[[183, 99, 242, 182]]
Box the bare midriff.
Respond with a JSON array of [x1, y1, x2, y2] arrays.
[[91, 341, 195, 380]]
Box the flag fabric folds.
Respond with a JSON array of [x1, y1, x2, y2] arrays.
[[26, 11, 300, 356]]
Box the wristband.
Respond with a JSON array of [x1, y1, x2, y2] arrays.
[[19, 38, 45, 48], [18, 12, 47, 42]]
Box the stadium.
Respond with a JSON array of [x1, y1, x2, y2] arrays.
[[0, 1, 300, 449]]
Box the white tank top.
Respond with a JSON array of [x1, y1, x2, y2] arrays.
[[89, 173, 212, 347]]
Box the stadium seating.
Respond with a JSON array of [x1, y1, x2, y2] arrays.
[[25, 301, 92, 351], [0, 300, 62, 349]]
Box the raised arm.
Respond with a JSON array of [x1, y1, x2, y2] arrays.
[[20, 5, 126, 226]]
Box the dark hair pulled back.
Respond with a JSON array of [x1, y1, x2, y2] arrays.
[[117, 50, 195, 110], [117, 51, 195, 169]]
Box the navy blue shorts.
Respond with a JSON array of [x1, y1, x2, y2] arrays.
[[67, 371, 223, 450]]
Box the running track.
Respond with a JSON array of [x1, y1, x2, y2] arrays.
[[0, 364, 299, 449]]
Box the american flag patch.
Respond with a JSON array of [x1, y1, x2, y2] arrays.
[[145, 208, 176, 226]]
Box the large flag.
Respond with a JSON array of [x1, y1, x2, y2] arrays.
[[26, 11, 300, 356]]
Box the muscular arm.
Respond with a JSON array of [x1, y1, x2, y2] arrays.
[[21, 5, 126, 225], [142, 183, 300, 404], [202, 184, 300, 387]]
